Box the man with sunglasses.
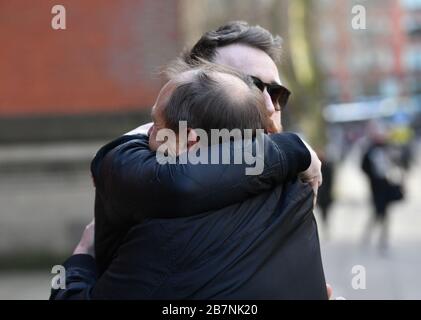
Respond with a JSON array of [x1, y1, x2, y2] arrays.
[[52, 21, 328, 299]]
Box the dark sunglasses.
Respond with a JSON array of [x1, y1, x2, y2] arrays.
[[251, 76, 291, 111]]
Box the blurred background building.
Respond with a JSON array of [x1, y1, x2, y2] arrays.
[[0, 0, 181, 143], [0, 0, 420, 299]]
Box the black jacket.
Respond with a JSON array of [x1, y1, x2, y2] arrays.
[[361, 141, 403, 214], [92, 133, 312, 275], [50, 133, 327, 299]]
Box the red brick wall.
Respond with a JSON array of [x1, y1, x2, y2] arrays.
[[0, 0, 180, 116]]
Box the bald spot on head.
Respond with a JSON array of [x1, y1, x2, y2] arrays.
[[164, 67, 257, 114], [209, 70, 253, 108]]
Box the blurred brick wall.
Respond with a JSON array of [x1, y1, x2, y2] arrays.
[[0, 0, 180, 117]]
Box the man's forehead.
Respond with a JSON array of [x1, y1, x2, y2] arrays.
[[154, 69, 199, 115], [154, 80, 177, 114], [214, 43, 281, 85], [158, 69, 196, 97]]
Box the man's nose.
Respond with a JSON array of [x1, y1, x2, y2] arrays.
[[263, 89, 276, 115]]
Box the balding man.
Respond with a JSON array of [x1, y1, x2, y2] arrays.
[[51, 61, 326, 300]]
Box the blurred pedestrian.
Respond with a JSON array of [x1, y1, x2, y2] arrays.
[[361, 121, 404, 252], [317, 148, 335, 239], [389, 113, 415, 172]]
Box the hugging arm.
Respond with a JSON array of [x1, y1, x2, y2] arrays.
[[50, 254, 97, 300], [91, 132, 311, 222], [51, 133, 311, 299]]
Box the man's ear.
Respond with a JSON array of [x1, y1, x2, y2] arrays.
[[187, 128, 199, 150]]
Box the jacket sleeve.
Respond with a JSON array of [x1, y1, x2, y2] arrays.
[[49, 254, 97, 300], [91, 132, 310, 221]]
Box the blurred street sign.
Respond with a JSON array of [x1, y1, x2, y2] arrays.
[[323, 96, 421, 123]]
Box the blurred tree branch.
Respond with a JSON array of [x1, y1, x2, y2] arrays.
[[273, 0, 326, 147]]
